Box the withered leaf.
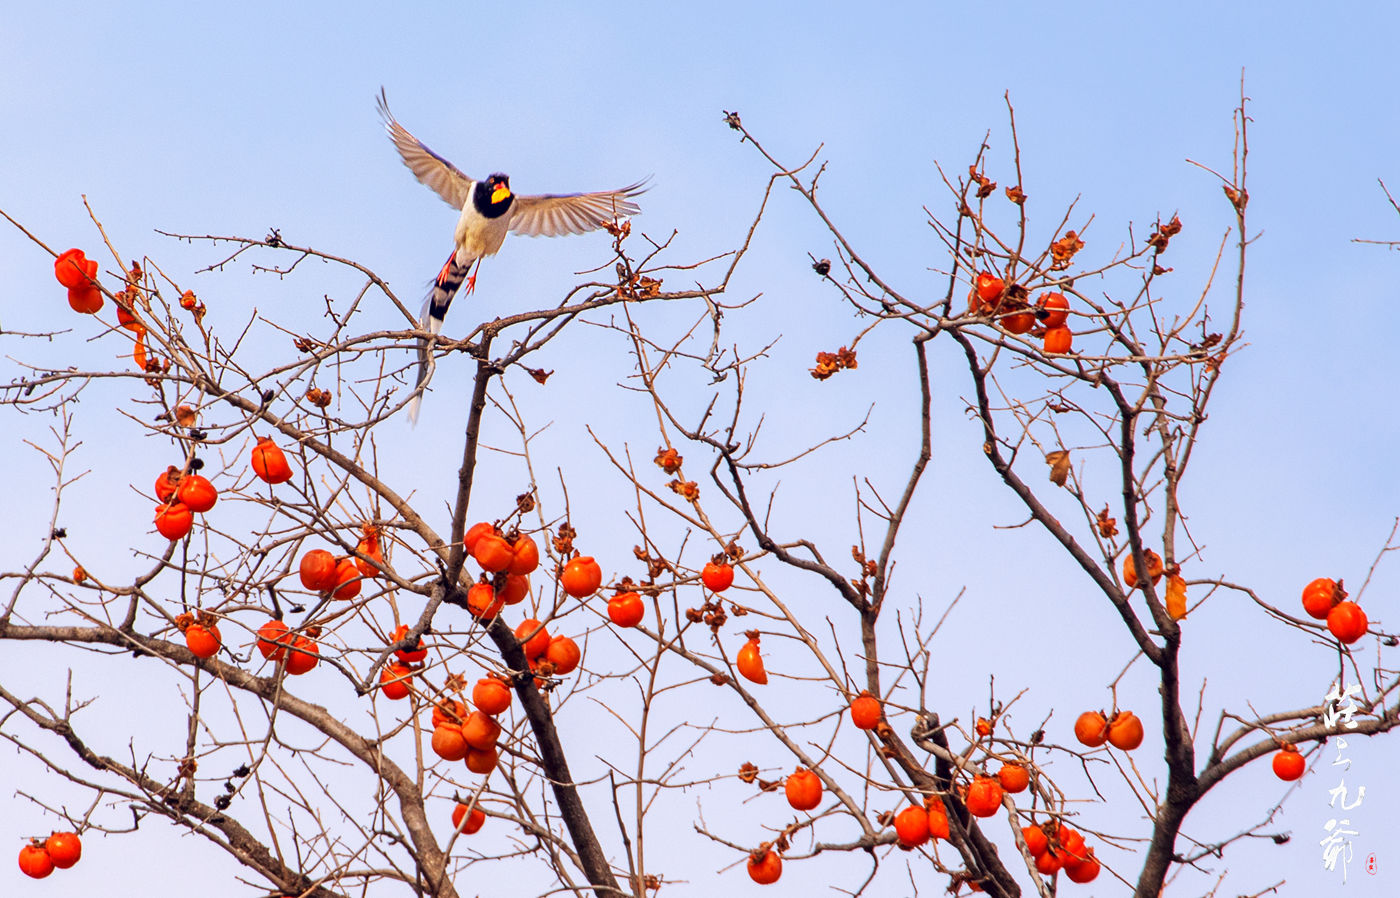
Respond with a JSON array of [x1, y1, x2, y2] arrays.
[[1045, 449, 1071, 487], [810, 346, 857, 380], [1165, 573, 1188, 621], [1095, 505, 1119, 539], [1050, 230, 1086, 270], [667, 480, 700, 501], [655, 447, 683, 473], [1147, 215, 1183, 253]]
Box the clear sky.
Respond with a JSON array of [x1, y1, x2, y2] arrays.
[[3, 2, 1399, 896]]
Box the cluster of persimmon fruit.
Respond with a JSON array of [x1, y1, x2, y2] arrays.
[[188, 525, 381, 667], [746, 695, 882, 883], [969, 271, 1073, 354], [54, 248, 103, 314], [1263, 576, 1372, 782], [746, 691, 1100, 886], [1018, 820, 1101, 883], [1074, 709, 1144, 752], [1300, 576, 1368, 645], [428, 678, 511, 777], [691, 559, 773, 687], [151, 464, 219, 541], [148, 434, 293, 545], [1120, 547, 1190, 620], [883, 761, 1100, 886], [17, 832, 82, 880], [54, 247, 189, 373]]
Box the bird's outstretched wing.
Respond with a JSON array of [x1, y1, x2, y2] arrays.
[[376, 88, 475, 209], [509, 180, 648, 238]]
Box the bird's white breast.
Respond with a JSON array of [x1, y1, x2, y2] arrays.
[[453, 201, 511, 260]]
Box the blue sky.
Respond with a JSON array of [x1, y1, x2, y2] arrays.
[[3, 2, 1399, 895]]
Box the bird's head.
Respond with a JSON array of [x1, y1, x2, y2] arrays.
[[485, 173, 512, 206]]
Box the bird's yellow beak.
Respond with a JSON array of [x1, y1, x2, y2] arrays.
[[491, 185, 512, 204]]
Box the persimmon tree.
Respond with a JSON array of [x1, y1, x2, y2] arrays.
[[2, 96, 1396, 898]]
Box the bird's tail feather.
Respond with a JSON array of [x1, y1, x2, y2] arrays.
[[408, 250, 473, 425]]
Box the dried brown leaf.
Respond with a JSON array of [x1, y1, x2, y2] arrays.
[[1166, 573, 1188, 620], [1045, 449, 1071, 487]]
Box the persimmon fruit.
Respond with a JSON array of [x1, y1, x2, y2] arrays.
[[560, 556, 603, 598], [509, 533, 540, 575], [608, 591, 645, 627], [18, 842, 53, 879], [154, 501, 194, 540], [284, 636, 319, 675], [975, 271, 1005, 308], [546, 635, 581, 675], [472, 532, 514, 573], [431, 723, 469, 761], [463, 521, 494, 554], [997, 762, 1029, 793], [332, 556, 362, 600], [250, 436, 293, 484], [464, 745, 498, 774], [1301, 577, 1344, 620], [467, 582, 503, 619], [515, 619, 550, 660], [736, 636, 767, 685], [380, 663, 413, 700], [1272, 744, 1305, 781], [849, 692, 881, 730], [1037, 292, 1070, 328], [451, 802, 486, 834], [185, 623, 221, 659], [298, 549, 339, 592], [964, 775, 1004, 817], [1043, 326, 1073, 354], [1022, 824, 1048, 857], [176, 474, 218, 513], [498, 573, 529, 605], [1327, 601, 1368, 644], [894, 805, 930, 847], [1074, 710, 1108, 747], [45, 831, 81, 869], [473, 677, 512, 715], [1107, 710, 1144, 750], [784, 767, 822, 811], [747, 846, 782, 884], [1122, 548, 1164, 589], [391, 624, 428, 663], [701, 560, 734, 592]]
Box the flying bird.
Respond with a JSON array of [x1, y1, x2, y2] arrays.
[[376, 89, 646, 422]]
